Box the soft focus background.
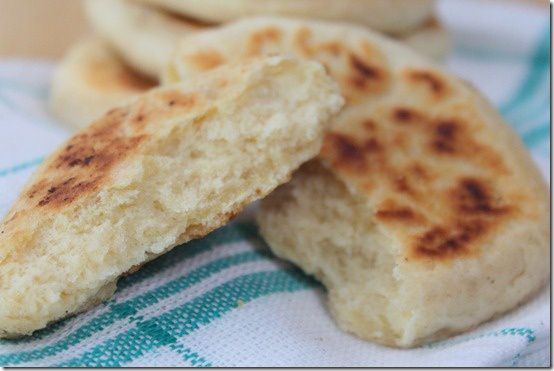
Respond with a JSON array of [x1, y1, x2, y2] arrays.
[[0, 0, 548, 58], [0, 0, 550, 367]]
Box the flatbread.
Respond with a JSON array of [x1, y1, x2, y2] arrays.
[[165, 17, 549, 347], [84, 0, 205, 78], [0, 56, 344, 337], [50, 38, 155, 129], [138, 0, 436, 34]]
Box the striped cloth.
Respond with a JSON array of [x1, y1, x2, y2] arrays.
[[0, 0, 549, 367]]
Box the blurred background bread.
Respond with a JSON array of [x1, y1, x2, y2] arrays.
[[47, 0, 456, 129], [0, 0, 544, 59], [49, 38, 155, 129]]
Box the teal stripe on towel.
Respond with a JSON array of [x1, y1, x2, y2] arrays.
[[53, 269, 316, 367], [500, 28, 550, 117], [0, 157, 44, 178], [0, 250, 269, 366]]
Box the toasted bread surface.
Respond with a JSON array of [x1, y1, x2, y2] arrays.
[[165, 17, 549, 347], [0, 56, 344, 337]]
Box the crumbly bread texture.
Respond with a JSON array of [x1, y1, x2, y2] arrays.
[[50, 38, 155, 129], [84, 0, 205, 78], [138, 0, 435, 35], [165, 17, 549, 347], [0, 56, 344, 338]]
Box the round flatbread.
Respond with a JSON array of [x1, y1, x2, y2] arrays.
[[165, 17, 549, 348], [138, 0, 436, 34], [50, 38, 156, 129], [84, 0, 205, 78], [0, 56, 343, 337]]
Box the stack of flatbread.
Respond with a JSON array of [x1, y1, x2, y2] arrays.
[[51, 0, 450, 129], [0, 0, 548, 352]]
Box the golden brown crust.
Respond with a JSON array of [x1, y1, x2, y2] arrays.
[[169, 18, 547, 265], [6, 89, 200, 228], [320, 96, 530, 261], [30, 108, 141, 208], [0, 56, 345, 337], [317, 63, 534, 262]]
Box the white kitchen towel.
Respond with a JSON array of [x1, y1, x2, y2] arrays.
[[0, 0, 550, 367]]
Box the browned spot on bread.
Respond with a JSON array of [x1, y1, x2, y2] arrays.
[[350, 54, 379, 79], [322, 104, 520, 262], [454, 178, 509, 215], [37, 177, 92, 207], [414, 226, 465, 257], [348, 53, 386, 93], [392, 107, 421, 124], [321, 132, 369, 173], [432, 120, 458, 153], [405, 69, 448, 98], [188, 50, 225, 71], [340, 42, 390, 99], [26, 106, 147, 209], [246, 27, 283, 56], [408, 177, 514, 260], [293, 31, 390, 100], [376, 200, 423, 224], [413, 221, 486, 258], [423, 117, 507, 173]]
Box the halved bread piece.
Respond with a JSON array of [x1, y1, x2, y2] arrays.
[[0, 56, 343, 337]]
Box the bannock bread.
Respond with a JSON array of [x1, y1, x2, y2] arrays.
[[0, 56, 344, 337], [84, 0, 205, 78], [138, 0, 435, 35], [50, 38, 155, 129], [166, 17, 550, 347]]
